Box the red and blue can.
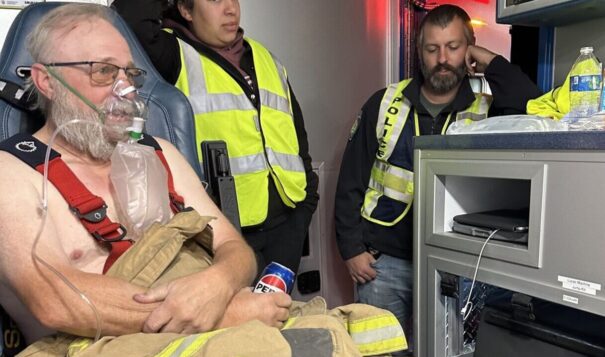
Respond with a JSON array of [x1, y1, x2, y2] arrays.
[[253, 262, 295, 294]]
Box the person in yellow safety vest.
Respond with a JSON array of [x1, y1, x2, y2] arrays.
[[1, 4, 407, 356], [334, 4, 541, 356], [114, 0, 319, 277]]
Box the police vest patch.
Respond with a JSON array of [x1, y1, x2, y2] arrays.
[[348, 111, 362, 141]]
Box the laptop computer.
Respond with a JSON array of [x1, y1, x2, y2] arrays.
[[452, 208, 529, 244]]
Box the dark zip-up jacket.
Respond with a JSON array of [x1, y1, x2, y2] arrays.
[[113, 0, 319, 230], [335, 56, 541, 261]]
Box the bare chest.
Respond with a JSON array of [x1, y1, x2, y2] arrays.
[[48, 166, 124, 274]]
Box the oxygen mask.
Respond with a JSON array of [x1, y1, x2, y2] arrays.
[[44, 65, 146, 144], [100, 79, 146, 142]]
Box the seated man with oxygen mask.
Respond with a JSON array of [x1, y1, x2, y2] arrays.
[[0, 2, 291, 350], [0, 4, 406, 356]]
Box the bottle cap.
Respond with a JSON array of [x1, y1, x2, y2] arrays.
[[580, 46, 594, 54]]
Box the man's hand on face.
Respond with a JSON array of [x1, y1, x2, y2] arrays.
[[465, 45, 497, 75], [134, 266, 236, 334], [345, 252, 377, 284]]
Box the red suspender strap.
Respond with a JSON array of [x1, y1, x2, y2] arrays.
[[136, 134, 185, 213], [154, 148, 186, 213], [34, 157, 130, 274], [0, 134, 186, 274]]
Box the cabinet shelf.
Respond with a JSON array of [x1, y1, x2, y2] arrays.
[[414, 132, 605, 357], [497, 0, 605, 26]]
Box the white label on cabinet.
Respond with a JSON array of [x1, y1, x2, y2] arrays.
[[562, 295, 579, 304], [562, 282, 596, 295], [558, 276, 601, 296]]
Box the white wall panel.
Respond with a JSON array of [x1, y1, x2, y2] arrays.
[[241, 0, 398, 307], [554, 16, 605, 87], [0, 7, 19, 48]]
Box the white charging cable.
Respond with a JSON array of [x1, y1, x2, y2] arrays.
[[460, 229, 500, 321]]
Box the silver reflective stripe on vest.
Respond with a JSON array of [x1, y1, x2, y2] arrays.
[[180, 39, 290, 115], [350, 324, 405, 346], [196, 92, 255, 113], [363, 193, 379, 218], [376, 83, 408, 160], [267, 148, 304, 172], [368, 161, 414, 203], [272, 55, 290, 105], [180, 41, 254, 113], [469, 75, 492, 96], [456, 111, 488, 121], [455, 77, 491, 122], [168, 334, 200, 357], [181, 41, 207, 96], [376, 84, 398, 137], [228, 148, 304, 176], [260, 88, 291, 115], [282, 328, 334, 357], [229, 153, 268, 175]]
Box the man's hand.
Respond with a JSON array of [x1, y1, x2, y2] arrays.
[[345, 252, 377, 284], [217, 288, 292, 329], [465, 45, 497, 75], [134, 267, 236, 334]]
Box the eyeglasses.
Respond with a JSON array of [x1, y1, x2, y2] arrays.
[[44, 61, 147, 88]]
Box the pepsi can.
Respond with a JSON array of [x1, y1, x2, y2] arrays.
[[253, 262, 295, 294]]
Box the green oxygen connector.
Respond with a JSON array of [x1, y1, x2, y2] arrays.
[[128, 116, 145, 143]]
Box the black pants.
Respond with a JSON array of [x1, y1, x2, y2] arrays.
[[245, 206, 312, 280]]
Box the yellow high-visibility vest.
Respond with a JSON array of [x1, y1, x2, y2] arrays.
[[174, 37, 307, 227], [362, 77, 492, 226]]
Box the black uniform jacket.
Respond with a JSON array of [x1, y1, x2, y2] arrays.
[[113, 0, 319, 230], [335, 56, 541, 261]]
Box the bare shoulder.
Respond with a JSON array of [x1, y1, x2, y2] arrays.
[[0, 151, 48, 280], [154, 138, 199, 177], [0, 151, 41, 197], [154, 137, 178, 155], [154, 137, 188, 159], [153, 137, 214, 212], [0, 151, 46, 220]]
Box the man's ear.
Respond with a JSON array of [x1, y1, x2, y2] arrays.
[[177, 2, 193, 22], [30, 63, 54, 100]]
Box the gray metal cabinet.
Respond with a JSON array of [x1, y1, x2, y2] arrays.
[[497, 0, 605, 26], [413, 132, 605, 357]]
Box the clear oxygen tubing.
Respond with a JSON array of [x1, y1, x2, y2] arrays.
[[31, 118, 104, 342], [29, 66, 140, 342]]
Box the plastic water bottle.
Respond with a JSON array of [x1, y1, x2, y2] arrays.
[[569, 47, 602, 118], [599, 66, 605, 114], [109, 86, 171, 240]]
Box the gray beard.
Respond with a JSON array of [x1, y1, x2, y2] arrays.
[[48, 86, 129, 161], [421, 61, 466, 95]]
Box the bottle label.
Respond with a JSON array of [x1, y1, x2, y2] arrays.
[[570, 75, 602, 91], [600, 86, 605, 112]]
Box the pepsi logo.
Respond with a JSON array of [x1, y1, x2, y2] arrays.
[[253, 274, 287, 293]]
